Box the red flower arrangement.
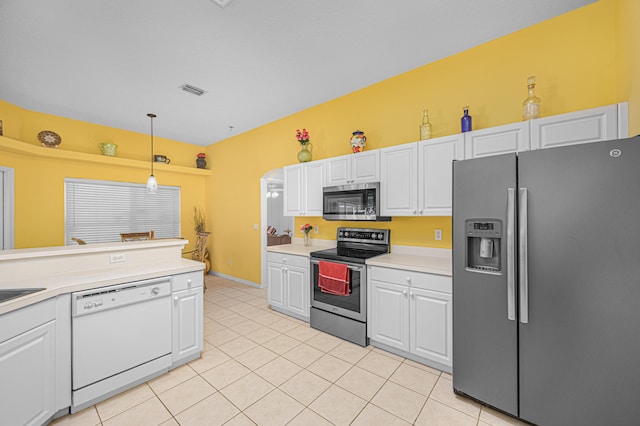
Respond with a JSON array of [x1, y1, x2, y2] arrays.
[[296, 129, 310, 145], [197, 152, 206, 158], [300, 223, 313, 234]]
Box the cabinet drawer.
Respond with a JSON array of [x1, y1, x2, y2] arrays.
[[172, 271, 203, 292], [370, 266, 451, 294], [267, 252, 309, 269]]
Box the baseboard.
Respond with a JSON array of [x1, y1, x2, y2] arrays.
[[209, 271, 264, 288]]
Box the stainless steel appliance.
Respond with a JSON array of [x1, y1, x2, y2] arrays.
[[323, 182, 391, 221], [452, 136, 640, 425], [310, 227, 390, 346], [71, 277, 172, 412]]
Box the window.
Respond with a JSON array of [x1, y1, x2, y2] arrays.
[[65, 178, 180, 244]]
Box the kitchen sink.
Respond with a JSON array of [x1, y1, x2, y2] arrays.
[[0, 288, 46, 303]]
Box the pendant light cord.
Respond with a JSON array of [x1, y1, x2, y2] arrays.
[[147, 113, 156, 176]]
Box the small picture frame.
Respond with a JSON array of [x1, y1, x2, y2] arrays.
[[0, 120, 3, 136]]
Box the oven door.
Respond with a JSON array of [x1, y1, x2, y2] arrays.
[[310, 258, 366, 322]]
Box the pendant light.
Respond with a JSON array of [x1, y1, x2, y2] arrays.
[[146, 113, 158, 193]]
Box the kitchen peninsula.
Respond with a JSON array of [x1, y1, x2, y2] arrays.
[[0, 239, 205, 425]]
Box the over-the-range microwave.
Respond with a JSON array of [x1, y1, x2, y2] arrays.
[[322, 182, 391, 221]]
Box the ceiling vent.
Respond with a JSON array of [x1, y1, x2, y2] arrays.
[[179, 84, 207, 96], [211, 0, 233, 8]]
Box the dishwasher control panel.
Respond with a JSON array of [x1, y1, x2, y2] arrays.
[[72, 277, 171, 316]]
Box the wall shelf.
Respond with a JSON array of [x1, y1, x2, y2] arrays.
[[0, 136, 211, 176]]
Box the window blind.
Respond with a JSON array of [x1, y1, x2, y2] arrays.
[[65, 178, 180, 245]]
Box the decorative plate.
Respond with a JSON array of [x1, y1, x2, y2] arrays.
[[38, 130, 62, 148]]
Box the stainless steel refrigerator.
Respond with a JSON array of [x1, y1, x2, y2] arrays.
[[452, 136, 640, 426]]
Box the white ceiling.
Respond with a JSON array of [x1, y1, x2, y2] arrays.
[[0, 0, 594, 146]]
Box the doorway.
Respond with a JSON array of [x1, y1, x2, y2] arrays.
[[260, 169, 293, 287]]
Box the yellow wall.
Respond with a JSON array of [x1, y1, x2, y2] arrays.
[[2, 0, 636, 285], [209, 0, 632, 284], [0, 101, 209, 251]]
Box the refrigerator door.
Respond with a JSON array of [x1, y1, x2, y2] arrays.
[[452, 153, 518, 416], [518, 136, 640, 425]]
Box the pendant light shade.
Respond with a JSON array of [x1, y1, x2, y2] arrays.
[[146, 113, 157, 193]]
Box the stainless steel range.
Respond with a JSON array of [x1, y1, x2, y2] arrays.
[[310, 227, 390, 346]]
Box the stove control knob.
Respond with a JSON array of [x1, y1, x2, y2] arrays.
[[344, 231, 349, 237], [84, 301, 94, 309], [378, 234, 384, 240], [370, 233, 376, 240], [338, 231, 343, 237]]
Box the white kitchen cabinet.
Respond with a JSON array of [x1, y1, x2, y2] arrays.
[[325, 150, 379, 186], [464, 121, 531, 159], [171, 271, 204, 367], [368, 266, 452, 371], [380, 143, 418, 216], [418, 135, 464, 216], [267, 251, 310, 321], [0, 298, 57, 426], [381, 135, 463, 216], [283, 160, 325, 216], [530, 103, 624, 149]]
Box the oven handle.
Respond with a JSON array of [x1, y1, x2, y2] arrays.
[[310, 259, 364, 271]]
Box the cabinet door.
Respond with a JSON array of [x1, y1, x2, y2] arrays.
[[172, 287, 203, 364], [369, 280, 409, 351], [465, 121, 530, 158], [530, 104, 618, 149], [0, 321, 56, 426], [303, 161, 325, 216], [325, 155, 351, 186], [285, 265, 309, 319], [267, 262, 285, 309], [352, 150, 380, 183], [410, 287, 452, 367], [283, 164, 303, 216], [380, 143, 418, 216], [418, 135, 464, 216]]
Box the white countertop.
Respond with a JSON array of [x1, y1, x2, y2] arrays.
[[0, 240, 204, 315], [366, 253, 452, 276], [266, 239, 336, 257]]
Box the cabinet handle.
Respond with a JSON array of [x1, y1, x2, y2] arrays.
[[418, 209, 423, 214], [174, 296, 179, 302], [187, 279, 192, 286], [413, 210, 417, 215], [410, 292, 414, 299], [403, 290, 407, 297], [406, 277, 411, 283]]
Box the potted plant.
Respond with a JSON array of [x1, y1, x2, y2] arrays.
[[192, 207, 210, 275], [196, 152, 207, 169]]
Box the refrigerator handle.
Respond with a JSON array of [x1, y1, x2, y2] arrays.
[[507, 188, 516, 321], [519, 187, 529, 324]]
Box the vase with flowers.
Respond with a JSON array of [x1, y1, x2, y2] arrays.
[[196, 152, 207, 169], [300, 223, 313, 246], [296, 128, 313, 163]]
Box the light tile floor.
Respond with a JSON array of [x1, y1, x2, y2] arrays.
[[51, 276, 527, 426]]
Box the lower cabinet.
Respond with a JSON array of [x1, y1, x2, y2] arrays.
[[0, 299, 58, 426], [369, 266, 452, 371], [171, 271, 204, 367], [267, 251, 310, 321]]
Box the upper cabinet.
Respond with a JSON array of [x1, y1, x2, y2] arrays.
[[530, 103, 625, 149], [325, 150, 380, 186], [381, 135, 463, 217], [283, 160, 325, 216], [464, 121, 531, 159]]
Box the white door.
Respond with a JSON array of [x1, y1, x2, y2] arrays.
[[267, 262, 285, 309], [285, 265, 309, 318], [380, 143, 418, 216], [303, 161, 324, 216], [351, 150, 379, 183], [0, 321, 56, 426], [0, 166, 14, 250], [325, 155, 351, 186], [369, 280, 409, 351], [464, 121, 531, 158], [418, 135, 464, 216], [410, 287, 452, 366], [172, 287, 203, 364], [283, 165, 303, 216]]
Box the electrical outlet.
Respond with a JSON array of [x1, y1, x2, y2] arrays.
[[228, 259, 232, 266], [314, 226, 319, 234], [435, 229, 443, 241], [254, 223, 258, 230], [110, 253, 126, 263]]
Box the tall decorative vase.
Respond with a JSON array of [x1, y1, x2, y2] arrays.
[[304, 232, 310, 246], [193, 232, 211, 276], [297, 143, 313, 163]]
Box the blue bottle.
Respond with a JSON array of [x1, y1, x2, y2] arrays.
[[461, 106, 472, 133]]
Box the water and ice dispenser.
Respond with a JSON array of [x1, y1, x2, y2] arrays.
[[465, 219, 502, 273]]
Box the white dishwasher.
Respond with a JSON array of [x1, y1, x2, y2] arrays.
[[71, 277, 172, 412]]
